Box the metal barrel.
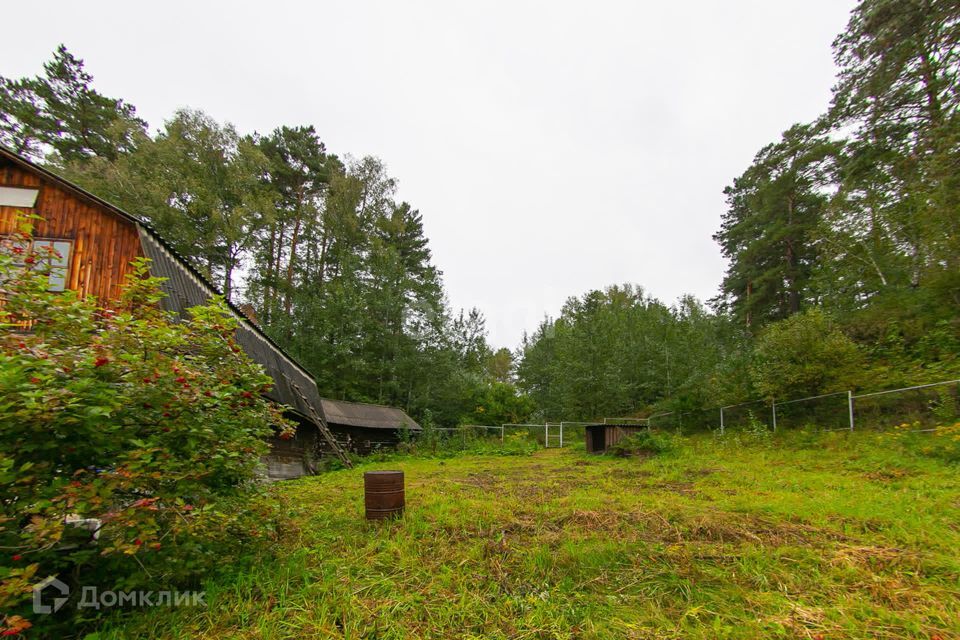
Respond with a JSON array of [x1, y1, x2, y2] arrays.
[[364, 470, 405, 520]]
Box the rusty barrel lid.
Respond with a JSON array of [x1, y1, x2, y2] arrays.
[[364, 470, 404, 520]]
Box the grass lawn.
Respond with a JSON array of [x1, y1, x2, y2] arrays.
[[102, 431, 960, 639]]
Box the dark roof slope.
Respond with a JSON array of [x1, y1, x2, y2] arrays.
[[320, 399, 421, 431], [138, 231, 324, 418], [0, 146, 327, 424]]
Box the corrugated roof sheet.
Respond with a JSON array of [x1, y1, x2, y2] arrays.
[[320, 399, 421, 431], [138, 229, 325, 420]]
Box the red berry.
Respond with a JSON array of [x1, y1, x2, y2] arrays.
[[24, 256, 35, 264], [241, 391, 253, 399], [182, 504, 194, 511], [175, 376, 186, 384], [94, 356, 109, 367], [30, 377, 40, 384], [134, 539, 143, 546], [11, 554, 22, 561]]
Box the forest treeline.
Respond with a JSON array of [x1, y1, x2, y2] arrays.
[[2, 0, 958, 428], [518, 0, 960, 420], [0, 48, 531, 427]]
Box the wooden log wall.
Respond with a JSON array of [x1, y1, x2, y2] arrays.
[[0, 160, 142, 302]]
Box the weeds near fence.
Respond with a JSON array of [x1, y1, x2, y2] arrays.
[[888, 421, 960, 464]]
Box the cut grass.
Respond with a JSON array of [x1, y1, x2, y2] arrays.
[[101, 431, 960, 639]]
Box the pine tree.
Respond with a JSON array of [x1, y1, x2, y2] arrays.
[[0, 45, 146, 162], [714, 124, 839, 327]]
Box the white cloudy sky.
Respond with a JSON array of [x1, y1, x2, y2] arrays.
[[2, 1, 856, 348]]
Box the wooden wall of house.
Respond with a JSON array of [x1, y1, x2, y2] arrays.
[[0, 161, 142, 302]]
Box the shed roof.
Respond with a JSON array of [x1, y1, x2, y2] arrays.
[[0, 146, 326, 424], [320, 399, 421, 431]]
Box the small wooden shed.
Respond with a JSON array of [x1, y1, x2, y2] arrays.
[[320, 399, 421, 455], [584, 423, 647, 454]]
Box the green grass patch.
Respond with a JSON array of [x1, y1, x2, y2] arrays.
[[99, 430, 960, 639]]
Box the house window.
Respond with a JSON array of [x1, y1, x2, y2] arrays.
[[0, 187, 40, 208], [2, 238, 72, 292]]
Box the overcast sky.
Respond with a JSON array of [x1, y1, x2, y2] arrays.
[[2, 1, 856, 348]]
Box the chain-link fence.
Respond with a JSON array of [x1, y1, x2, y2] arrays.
[[415, 379, 959, 453], [851, 380, 960, 432], [560, 378, 960, 442]]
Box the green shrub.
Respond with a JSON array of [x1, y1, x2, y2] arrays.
[[606, 431, 677, 457], [750, 308, 864, 400], [0, 219, 294, 636], [743, 411, 773, 445]]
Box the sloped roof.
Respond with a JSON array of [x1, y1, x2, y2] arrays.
[[138, 231, 325, 418], [320, 399, 421, 431], [0, 146, 327, 425]]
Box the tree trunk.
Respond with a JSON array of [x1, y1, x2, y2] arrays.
[[785, 195, 800, 314], [284, 213, 303, 317]]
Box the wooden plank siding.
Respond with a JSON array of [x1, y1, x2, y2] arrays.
[[607, 425, 644, 450], [0, 159, 142, 303]]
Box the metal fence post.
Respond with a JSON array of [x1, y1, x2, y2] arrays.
[[848, 390, 854, 431], [544, 423, 549, 448], [720, 407, 725, 435], [772, 401, 777, 432], [500, 424, 504, 443]]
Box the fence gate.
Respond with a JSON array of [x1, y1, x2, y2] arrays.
[[544, 423, 563, 448]]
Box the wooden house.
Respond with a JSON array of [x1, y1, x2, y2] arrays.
[[321, 399, 421, 455], [584, 423, 646, 453], [0, 146, 337, 479]]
